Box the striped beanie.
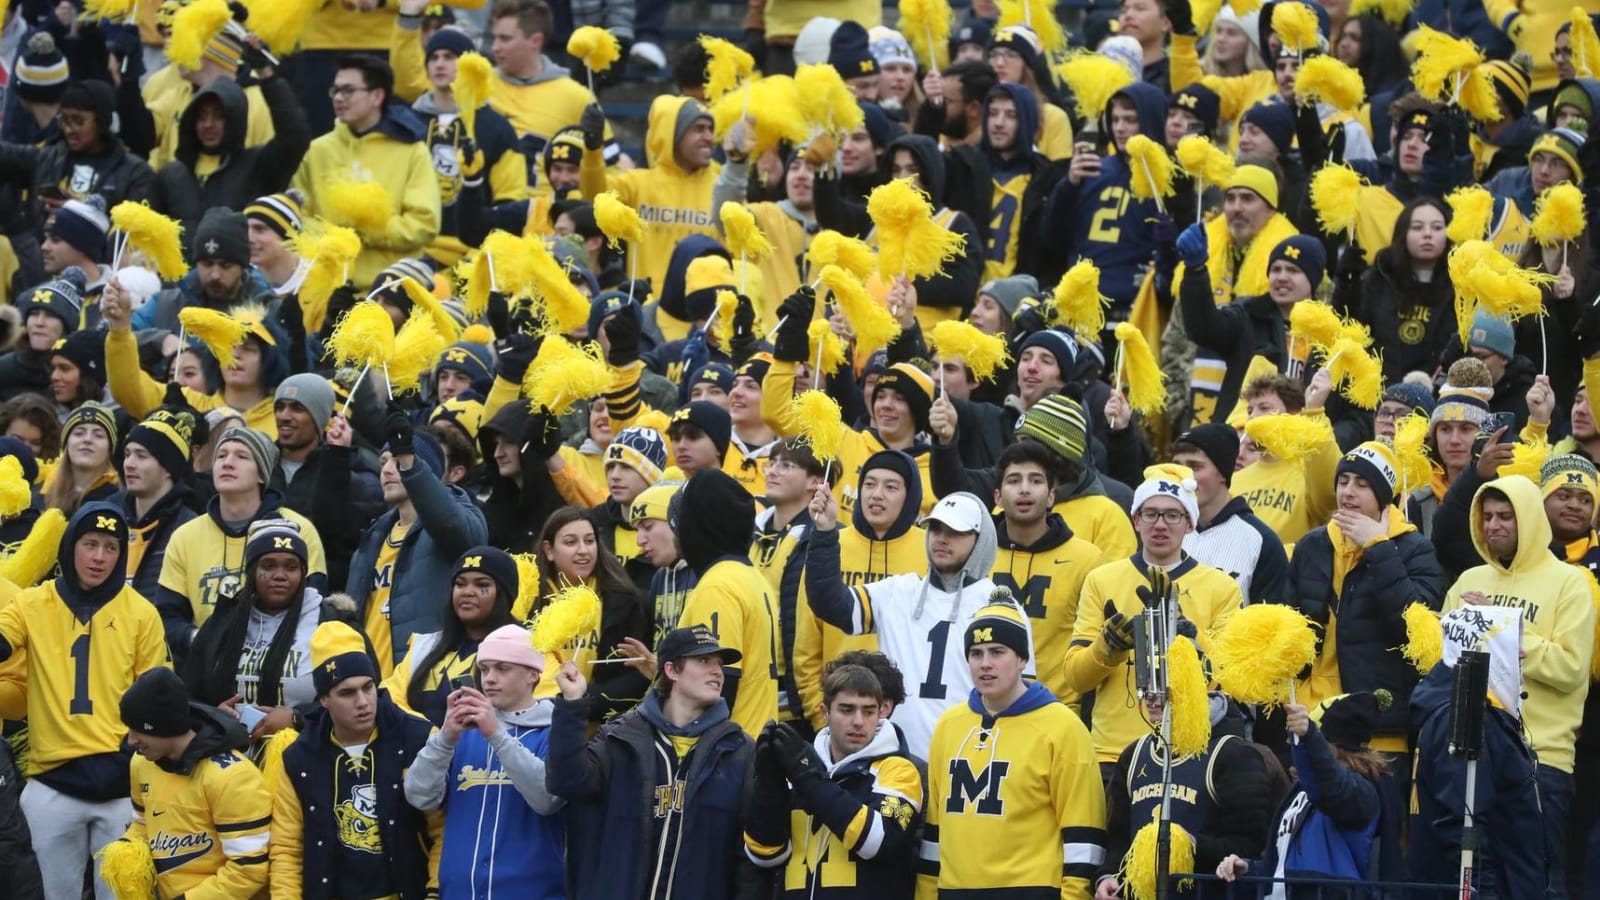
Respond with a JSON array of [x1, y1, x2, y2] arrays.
[[1479, 58, 1532, 119], [372, 259, 436, 312], [1429, 357, 1493, 429], [1541, 453, 1599, 502], [429, 392, 486, 442], [16, 33, 68, 104], [1530, 128, 1586, 184], [964, 590, 1032, 659], [605, 426, 668, 485], [244, 190, 305, 240], [63, 401, 116, 444], [1337, 440, 1400, 507], [1016, 394, 1089, 463], [127, 406, 197, 478]]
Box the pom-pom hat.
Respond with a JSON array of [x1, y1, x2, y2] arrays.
[[1132, 463, 1200, 524]]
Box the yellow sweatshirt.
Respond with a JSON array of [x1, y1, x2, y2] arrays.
[[1485, 0, 1571, 91], [300, 2, 396, 51], [1232, 413, 1340, 544], [1065, 555, 1243, 762], [762, 0, 881, 39], [1442, 476, 1598, 773], [105, 326, 279, 435], [991, 517, 1105, 705], [142, 66, 276, 171], [292, 116, 441, 288], [1039, 102, 1075, 161], [678, 557, 779, 738], [127, 747, 272, 900], [1055, 494, 1138, 562], [489, 66, 611, 166]]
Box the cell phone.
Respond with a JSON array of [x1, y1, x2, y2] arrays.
[[237, 703, 268, 732], [1480, 412, 1517, 438], [450, 674, 476, 691]]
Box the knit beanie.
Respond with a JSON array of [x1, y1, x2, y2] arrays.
[[1430, 357, 1494, 429], [1382, 382, 1435, 418], [1018, 328, 1078, 373], [429, 392, 485, 443], [1337, 440, 1400, 507], [963, 595, 1032, 660], [51, 330, 106, 385], [119, 668, 192, 737], [434, 342, 494, 393], [1311, 690, 1391, 750], [1015, 394, 1089, 463], [311, 621, 376, 696], [868, 26, 915, 69], [673, 98, 714, 149], [126, 406, 196, 479], [63, 400, 115, 447], [989, 23, 1042, 71], [629, 481, 681, 524], [1100, 36, 1144, 81], [192, 208, 250, 266], [735, 356, 770, 385], [829, 20, 880, 78], [1171, 83, 1222, 135], [1174, 423, 1240, 484], [16, 32, 69, 105], [605, 426, 669, 486], [1530, 127, 1586, 184], [690, 362, 735, 395], [794, 17, 842, 66], [1132, 463, 1200, 524], [20, 266, 87, 332], [949, 19, 992, 58], [1480, 58, 1531, 120], [1268, 235, 1327, 287], [372, 259, 436, 313], [544, 129, 586, 183], [1553, 81, 1594, 123], [60, 80, 115, 136], [873, 363, 935, 433], [275, 374, 335, 435], [668, 401, 732, 457], [859, 101, 894, 150], [978, 274, 1039, 318], [1467, 309, 1515, 360], [588, 290, 641, 340], [1242, 101, 1296, 155], [0, 437, 39, 484], [682, 255, 735, 322], [395, 429, 446, 479], [859, 448, 917, 497], [425, 25, 475, 58], [244, 517, 309, 567], [46, 196, 109, 262], [217, 428, 279, 485], [478, 623, 544, 672], [1541, 453, 1600, 503], [244, 190, 305, 241]]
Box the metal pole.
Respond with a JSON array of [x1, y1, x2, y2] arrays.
[[1156, 703, 1174, 900], [1457, 758, 1477, 900]]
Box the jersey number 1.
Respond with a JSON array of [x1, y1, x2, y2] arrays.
[[70, 633, 93, 715], [918, 621, 951, 700]]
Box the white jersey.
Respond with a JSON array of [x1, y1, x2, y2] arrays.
[[844, 572, 1037, 757]]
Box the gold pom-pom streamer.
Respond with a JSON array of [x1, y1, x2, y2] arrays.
[[1244, 412, 1335, 463], [1295, 55, 1366, 111], [1051, 261, 1110, 337], [1054, 52, 1135, 121], [452, 52, 494, 141], [1349, 0, 1413, 28], [526, 238, 592, 334], [867, 178, 967, 281], [466, 230, 540, 318], [807, 231, 876, 282], [510, 554, 541, 621], [1529, 182, 1586, 248], [1400, 602, 1443, 674], [1125, 135, 1175, 210], [1112, 322, 1163, 417], [0, 456, 30, 519], [1393, 413, 1434, 499], [109, 202, 188, 280], [720, 202, 774, 262], [1174, 135, 1235, 189], [258, 726, 298, 797], [288, 220, 361, 332], [808, 319, 848, 376], [0, 508, 65, 586], [1121, 811, 1197, 900], [930, 320, 1011, 383], [398, 278, 460, 344], [1209, 603, 1318, 707], [530, 584, 603, 652], [242, 0, 320, 55], [1289, 300, 1347, 352], [1460, 63, 1507, 124], [1444, 184, 1494, 243], [819, 264, 900, 356], [328, 301, 396, 369], [1574, 7, 1600, 78], [594, 191, 645, 252], [521, 336, 610, 413], [998, 0, 1067, 54], [324, 179, 396, 235], [1411, 26, 1485, 104], [167, 0, 232, 70], [796, 63, 864, 134], [1309, 164, 1366, 238], [98, 838, 155, 900], [1167, 636, 1212, 758], [701, 35, 755, 102], [567, 26, 621, 85], [712, 290, 738, 348], [899, 0, 953, 70], [388, 314, 449, 396], [1272, 1, 1322, 54], [711, 76, 811, 159], [1498, 437, 1551, 481], [1327, 337, 1384, 409], [1449, 239, 1554, 327], [790, 390, 845, 463], [84, 0, 136, 21], [178, 307, 249, 370]]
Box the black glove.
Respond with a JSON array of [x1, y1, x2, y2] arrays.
[[752, 723, 788, 793], [240, 37, 274, 75], [730, 293, 759, 360], [617, 278, 652, 302], [523, 412, 563, 459], [579, 103, 606, 152], [770, 722, 827, 794], [1576, 301, 1600, 359], [1101, 599, 1135, 654], [382, 403, 415, 457], [772, 287, 815, 362], [497, 332, 541, 382], [1335, 243, 1367, 285], [741, 27, 766, 64], [604, 309, 642, 366], [1142, 568, 1171, 607], [1166, 0, 1194, 36], [487, 290, 511, 340]]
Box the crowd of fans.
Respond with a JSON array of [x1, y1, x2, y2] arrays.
[[0, 0, 1594, 898]]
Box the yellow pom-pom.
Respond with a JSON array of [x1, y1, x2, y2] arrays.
[[258, 726, 299, 797], [1113, 322, 1164, 417], [807, 231, 877, 282], [396, 278, 460, 344], [1400, 603, 1443, 674], [83, 0, 136, 21], [711, 76, 811, 159], [1530, 182, 1586, 247], [712, 290, 738, 349], [1051, 260, 1110, 336], [720, 202, 774, 262], [796, 63, 864, 133], [0, 508, 64, 586], [790, 390, 845, 462], [466, 230, 539, 318], [0, 456, 29, 519], [1393, 413, 1434, 496], [998, 0, 1067, 54], [819, 265, 900, 356], [1411, 26, 1485, 102], [289, 220, 361, 332], [1574, 6, 1600, 77], [328, 301, 396, 368], [1174, 135, 1235, 188], [1498, 437, 1551, 481], [98, 838, 155, 900], [1445, 184, 1494, 243], [1449, 239, 1554, 324], [1295, 55, 1366, 111], [526, 238, 591, 334], [1459, 63, 1505, 124], [110, 202, 188, 281], [1327, 337, 1384, 409], [1125, 135, 1175, 201], [510, 554, 541, 621], [242, 0, 320, 55], [867, 179, 967, 281], [700, 34, 755, 101], [388, 314, 448, 395], [167, 0, 232, 70], [568, 26, 622, 74], [808, 318, 848, 376], [593, 191, 645, 251], [1272, 1, 1321, 53], [1349, 0, 1412, 28], [1309, 164, 1366, 236], [324, 179, 396, 234], [1054, 52, 1135, 120], [1289, 299, 1346, 352], [530, 584, 603, 652], [452, 52, 494, 141], [178, 307, 249, 370], [1167, 636, 1212, 758], [1244, 412, 1335, 463], [521, 336, 610, 413], [1209, 603, 1319, 706], [899, 0, 953, 70], [1121, 811, 1197, 900], [930, 320, 1011, 382]]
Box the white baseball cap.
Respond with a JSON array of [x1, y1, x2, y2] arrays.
[[918, 493, 987, 533]]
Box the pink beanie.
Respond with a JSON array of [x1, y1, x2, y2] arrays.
[[476, 624, 544, 673]]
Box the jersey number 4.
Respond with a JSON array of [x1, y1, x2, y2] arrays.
[[70, 632, 93, 715]]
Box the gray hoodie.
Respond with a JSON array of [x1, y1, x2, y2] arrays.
[[404, 699, 565, 815]]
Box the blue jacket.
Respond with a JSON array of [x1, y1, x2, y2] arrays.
[[345, 461, 487, 666], [1252, 722, 1380, 884], [546, 690, 753, 900]]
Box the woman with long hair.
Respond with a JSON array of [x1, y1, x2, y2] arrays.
[[1335, 14, 1411, 155], [382, 547, 519, 726], [43, 401, 119, 515], [0, 392, 62, 463], [529, 506, 649, 720], [1337, 197, 1457, 383], [870, 27, 926, 125]]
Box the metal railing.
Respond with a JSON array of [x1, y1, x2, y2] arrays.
[[1170, 873, 1461, 899]]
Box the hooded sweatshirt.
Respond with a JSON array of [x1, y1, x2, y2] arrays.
[[979, 83, 1042, 281], [1442, 476, 1599, 773], [0, 502, 169, 791], [873, 133, 984, 323], [141, 64, 276, 171], [412, 91, 529, 265], [991, 513, 1104, 705], [125, 704, 271, 900], [804, 491, 1031, 756], [918, 681, 1107, 897], [488, 56, 614, 175]]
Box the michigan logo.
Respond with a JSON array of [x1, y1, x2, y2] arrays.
[[96, 515, 118, 530], [336, 784, 383, 854], [879, 795, 914, 829], [946, 759, 1009, 816], [149, 830, 215, 874]]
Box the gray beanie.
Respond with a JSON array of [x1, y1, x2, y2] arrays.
[[218, 428, 280, 486], [274, 374, 335, 435], [979, 274, 1039, 317]]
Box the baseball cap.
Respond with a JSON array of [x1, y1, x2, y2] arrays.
[[656, 624, 742, 666], [917, 492, 987, 533]]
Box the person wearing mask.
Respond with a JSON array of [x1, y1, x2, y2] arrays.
[[918, 599, 1107, 897], [43, 401, 120, 517], [404, 623, 566, 900], [245, 191, 311, 299], [1168, 423, 1289, 604], [546, 625, 755, 900], [0, 79, 154, 218], [587, 425, 670, 596], [750, 439, 831, 727], [0, 503, 168, 900], [1440, 477, 1598, 896], [121, 403, 203, 601], [292, 55, 441, 288], [743, 663, 925, 897], [118, 667, 272, 900], [0, 267, 83, 401], [269, 620, 442, 900]]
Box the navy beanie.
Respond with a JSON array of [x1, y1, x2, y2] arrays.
[[1268, 235, 1327, 287], [859, 101, 895, 150], [1242, 101, 1296, 154], [1382, 382, 1436, 418], [588, 290, 640, 341], [425, 26, 475, 58], [1018, 328, 1078, 372]]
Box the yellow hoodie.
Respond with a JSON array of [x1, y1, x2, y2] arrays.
[[1442, 476, 1598, 773], [105, 326, 278, 435], [581, 95, 720, 329], [292, 114, 441, 288], [300, 2, 396, 51]]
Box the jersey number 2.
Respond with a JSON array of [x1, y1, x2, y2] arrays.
[[918, 621, 952, 700], [70, 633, 92, 715]]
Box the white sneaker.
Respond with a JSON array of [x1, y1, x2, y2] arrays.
[[630, 41, 667, 69]]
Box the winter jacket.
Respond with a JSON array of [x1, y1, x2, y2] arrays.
[[0, 121, 153, 224], [149, 75, 310, 239], [0, 345, 51, 401], [120, 483, 198, 603], [184, 587, 354, 712], [0, 738, 42, 900], [477, 401, 568, 554], [141, 64, 277, 171], [1248, 721, 1388, 889], [270, 443, 384, 589], [545, 690, 754, 900], [132, 266, 279, 337], [409, 90, 528, 265], [1184, 495, 1290, 605], [291, 102, 441, 288], [404, 700, 566, 900], [1287, 519, 1446, 742]]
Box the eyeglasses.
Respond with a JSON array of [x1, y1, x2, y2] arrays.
[[1137, 508, 1189, 526], [1554, 47, 1575, 60], [328, 85, 372, 99], [1374, 407, 1407, 422]]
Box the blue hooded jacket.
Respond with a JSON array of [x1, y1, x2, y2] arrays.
[[981, 82, 1040, 168], [652, 234, 730, 329]]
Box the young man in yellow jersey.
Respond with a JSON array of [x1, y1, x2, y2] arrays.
[[919, 600, 1106, 899], [0, 502, 169, 900], [119, 667, 271, 899]]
